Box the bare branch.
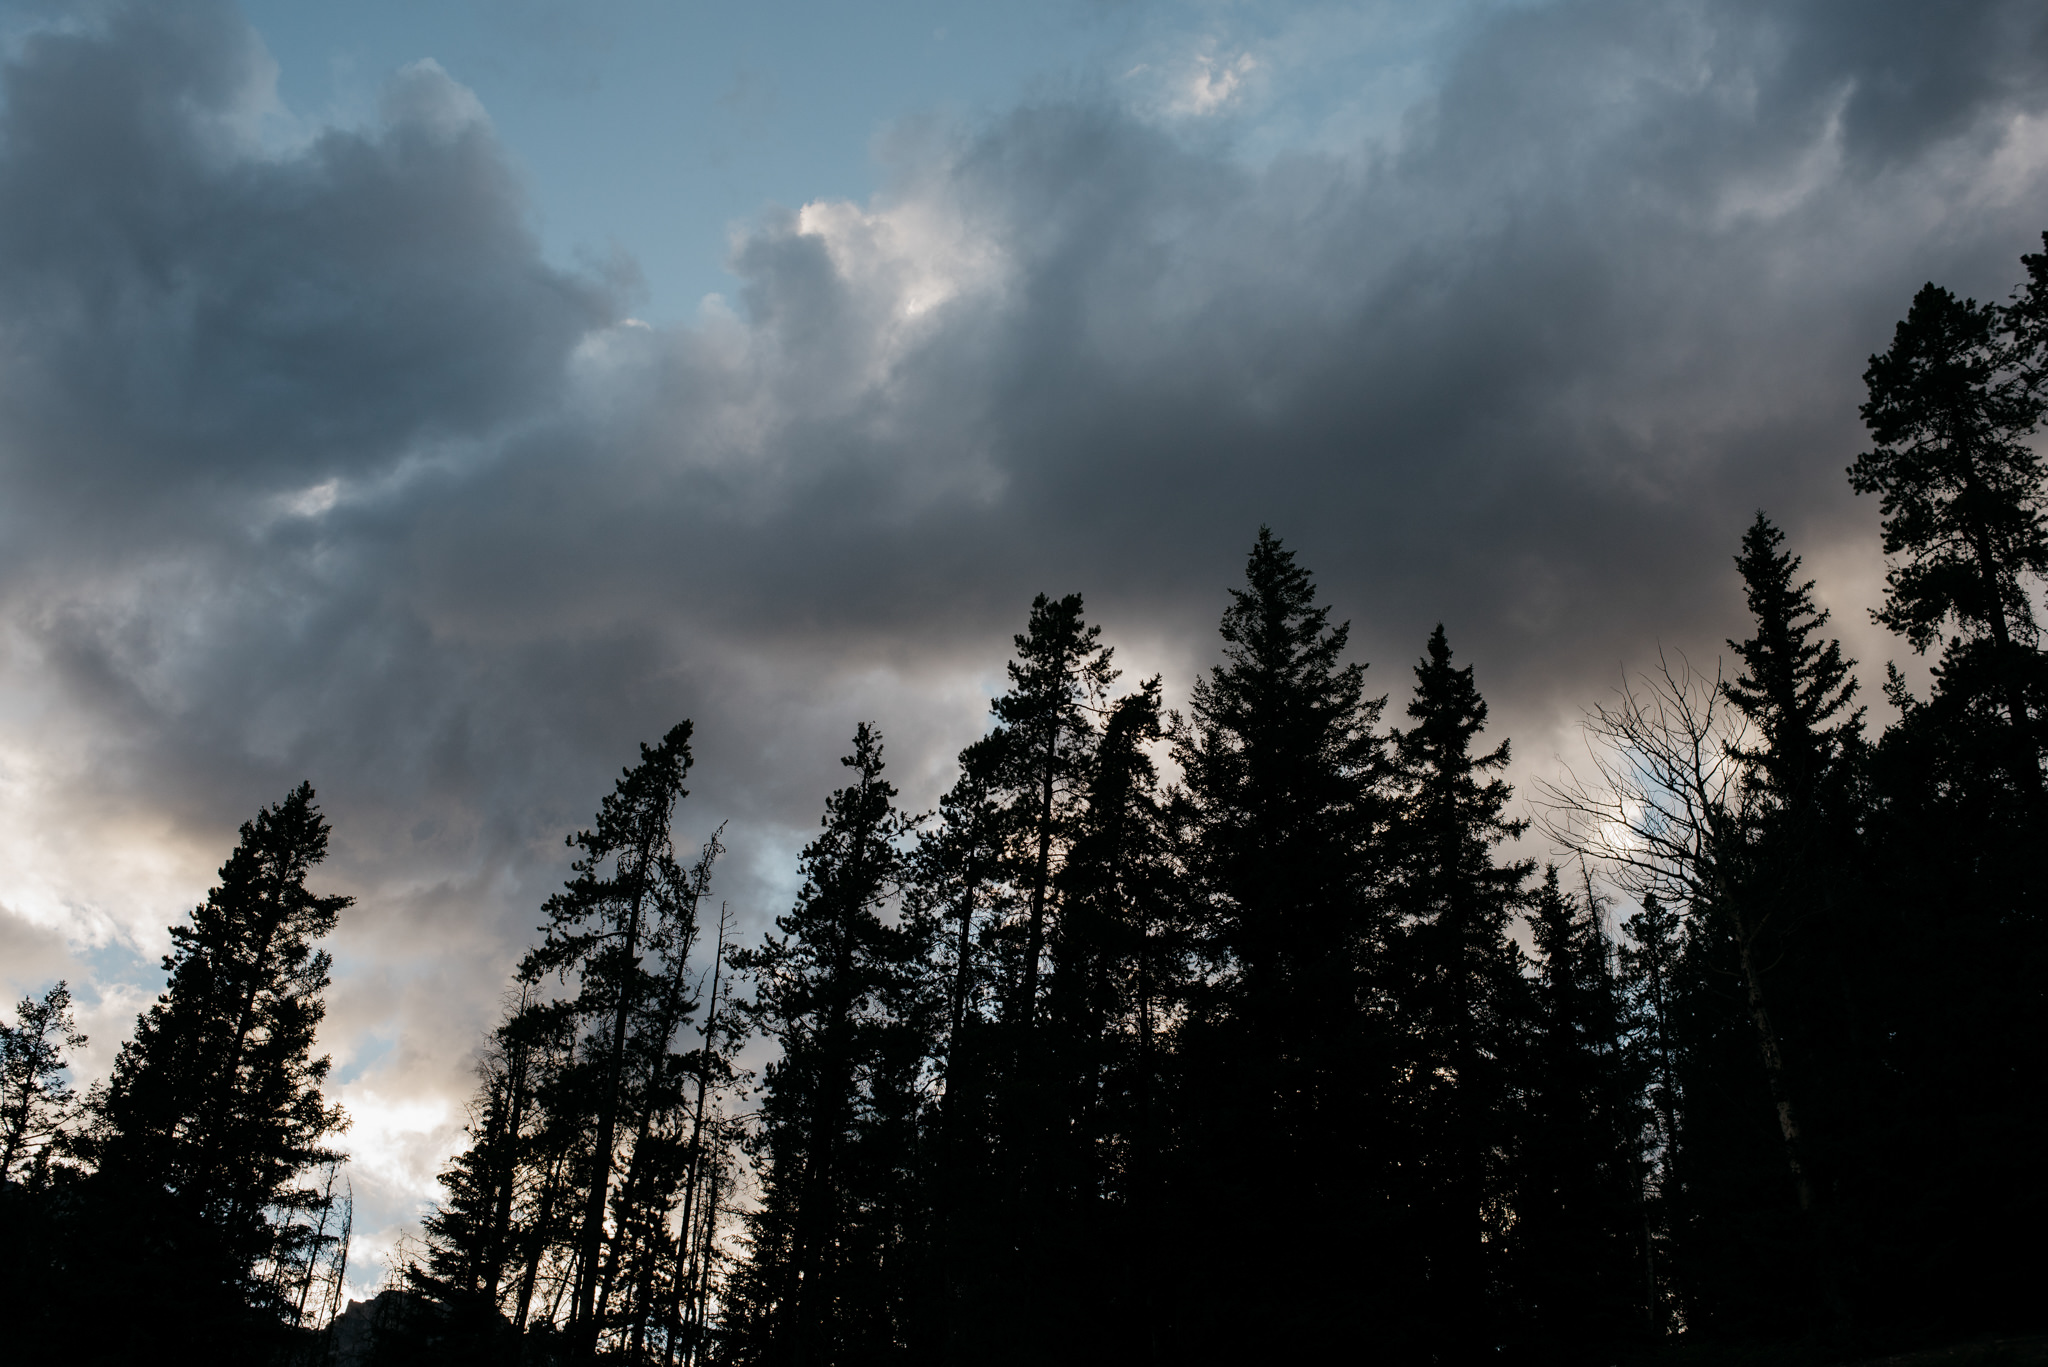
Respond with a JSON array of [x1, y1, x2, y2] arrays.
[[1534, 649, 1753, 913]]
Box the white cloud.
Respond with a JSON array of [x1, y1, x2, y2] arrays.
[[1170, 48, 1259, 117], [335, 1085, 462, 1202]]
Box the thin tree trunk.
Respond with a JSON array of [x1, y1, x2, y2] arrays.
[[785, 822, 875, 1363], [548, 1242, 581, 1328], [629, 1225, 657, 1360], [1018, 723, 1060, 1027], [1136, 893, 1158, 1367], [1732, 918, 1815, 1212], [482, 1004, 534, 1308], [291, 1162, 342, 1328], [326, 1187, 351, 1330], [788, 992, 857, 1362], [688, 1152, 726, 1367], [949, 884, 977, 1048], [670, 904, 730, 1366], [573, 834, 660, 1356], [1959, 459, 2042, 798], [515, 1119, 573, 1333], [1731, 907, 1851, 1328], [604, 904, 704, 1345], [199, 899, 285, 1218]]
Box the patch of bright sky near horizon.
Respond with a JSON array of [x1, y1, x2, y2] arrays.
[[236, 0, 1522, 325]]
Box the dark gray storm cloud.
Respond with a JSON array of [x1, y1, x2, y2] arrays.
[[0, 4, 609, 532], [1, 0, 2044, 1272]]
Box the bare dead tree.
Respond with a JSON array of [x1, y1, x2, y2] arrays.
[[1534, 651, 1824, 1218], [288, 1159, 351, 1330], [1535, 650, 1750, 910]]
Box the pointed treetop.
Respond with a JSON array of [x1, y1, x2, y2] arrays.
[[999, 593, 1117, 718], [1219, 526, 1350, 674], [1401, 624, 1506, 772], [1723, 513, 1862, 796], [1851, 282, 2048, 654]]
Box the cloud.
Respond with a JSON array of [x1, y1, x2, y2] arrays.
[[0, 0, 2044, 1277], [0, 1, 611, 553], [1166, 47, 1260, 118]]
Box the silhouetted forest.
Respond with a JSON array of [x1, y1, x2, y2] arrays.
[[5, 237, 2047, 1367]]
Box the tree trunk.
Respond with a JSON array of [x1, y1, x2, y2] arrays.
[[572, 840, 659, 1357], [1959, 459, 2042, 799], [669, 907, 729, 1367], [1731, 905, 1850, 1328], [198, 897, 284, 1219], [1018, 722, 1060, 1027], [481, 1036, 530, 1308], [949, 884, 977, 1048], [785, 828, 873, 1364], [1733, 915, 1814, 1211], [787, 993, 857, 1363], [515, 1099, 574, 1333], [686, 1153, 726, 1367]]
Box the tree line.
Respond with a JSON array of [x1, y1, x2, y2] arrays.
[[4, 236, 2046, 1366]]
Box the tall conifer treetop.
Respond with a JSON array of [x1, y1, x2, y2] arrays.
[[988, 593, 1116, 1027], [1723, 513, 1864, 806], [92, 782, 352, 1289], [1852, 284, 2048, 655], [1384, 625, 1534, 1359], [522, 721, 697, 989], [916, 731, 1013, 1049], [1193, 527, 1378, 782], [1392, 624, 1528, 873], [516, 720, 701, 1358], [1177, 527, 1385, 980], [728, 722, 929, 1363]]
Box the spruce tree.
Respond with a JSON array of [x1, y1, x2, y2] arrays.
[[1721, 514, 1864, 1134], [917, 734, 1012, 1060], [87, 782, 352, 1351], [1851, 283, 2047, 795], [1618, 889, 1684, 1303], [1041, 678, 1180, 1358], [932, 594, 1117, 1360], [1168, 528, 1389, 1360], [727, 724, 929, 1365], [1385, 624, 1533, 1358], [595, 829, 723, 1358], [1049, 679, 1176, 1201], [904, 732, 1014, 1360], [393, 992, 555, 1363], [1713, 514, 1870, 1330], [1724, 514, 1865, 813], [397, 732, 727, 1364], [1517, 868, 1652, 1349], [1850, 244, 2048, 1330], [518, 722, 702, 1359], [0, 981, 90, 1357], [988, 593, 1116, 1028]]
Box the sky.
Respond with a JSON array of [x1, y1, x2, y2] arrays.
[[1, 0, 2044, 1298]]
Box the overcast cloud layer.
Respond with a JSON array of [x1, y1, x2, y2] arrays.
[[2, 0, 2045, 1288]]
